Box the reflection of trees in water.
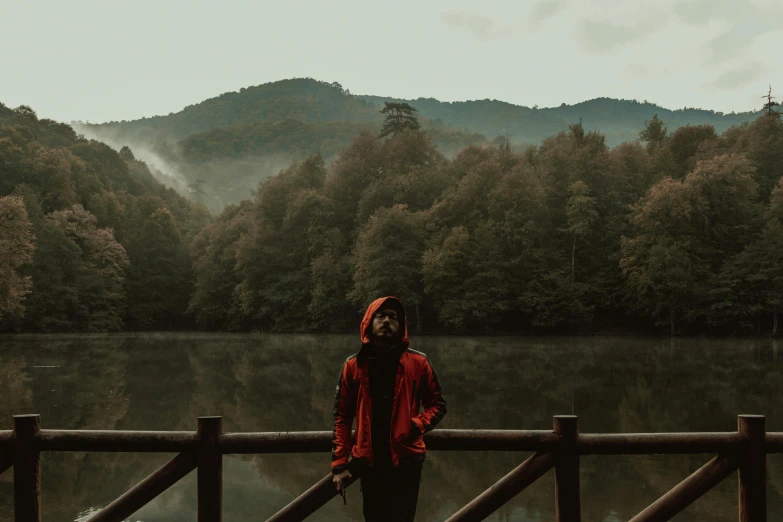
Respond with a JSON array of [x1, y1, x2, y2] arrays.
[[1, 334, 783, 521]]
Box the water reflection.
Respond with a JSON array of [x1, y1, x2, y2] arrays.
[[0, 334, 781, 521]]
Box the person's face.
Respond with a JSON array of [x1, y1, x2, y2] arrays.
[[371, 306, 401, 341]]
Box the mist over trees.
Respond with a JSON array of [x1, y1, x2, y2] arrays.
[[2, 87, 783, 335], [0, 102, 210, 332], [77, 79, 763, 210]]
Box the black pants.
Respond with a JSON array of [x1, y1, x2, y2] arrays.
[[360, 461, 423, 522]]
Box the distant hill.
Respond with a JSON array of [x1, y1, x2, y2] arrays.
[[75, 77, 765, 209], [82, 78, 763, 148], [80, 79, 381, 143], [170, 117, 487, 162], [358, 94, 763, 147]]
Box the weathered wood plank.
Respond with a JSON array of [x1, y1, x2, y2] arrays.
[[88, 453, 197, 522]]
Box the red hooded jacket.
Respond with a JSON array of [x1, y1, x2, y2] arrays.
[[331, 296, 447, 472]]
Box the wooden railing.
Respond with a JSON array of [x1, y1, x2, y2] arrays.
[[1, 414, 781, 522]]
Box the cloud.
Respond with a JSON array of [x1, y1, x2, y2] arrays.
[[674, 0, 783, 63], [710, 61, 766, 90], [529, 0, 566, 23], [440, 11, 511, 41], [580, 10, 668, 53]]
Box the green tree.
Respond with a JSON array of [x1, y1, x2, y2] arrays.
[[564, 181, 598, 285], [349, 205, 426, 331], [422, 223, 512, 332], [233, 156, 331, 331], [126, 207, 191, 329], [667, 124, 717, 178], [27, 205, 129, 332], [188, 201, 253, 330], [621, 154, 760, 334], [118, 145, 136, 161], [639, 114, 669, 151], [0, 196, 35, 326], [324, 131, 386, 233], [379, 102, 421, 138], [728, 114, 783, 201], [714, 178, 783, 334], [309, 228, 353, 332]]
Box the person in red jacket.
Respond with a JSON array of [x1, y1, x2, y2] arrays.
[[331, 296, 447, 522]]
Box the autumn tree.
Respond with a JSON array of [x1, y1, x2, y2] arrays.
[[667, 124, 717, 179], [620, 181, 704, 336], [621, 155, 760, 334], [379, 102, 421, 138], [0, 196, 35, 326]]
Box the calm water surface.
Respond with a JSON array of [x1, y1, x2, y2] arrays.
[[0, 333, 782, 522]]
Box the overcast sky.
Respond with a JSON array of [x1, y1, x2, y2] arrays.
[[3, 0, 781, 123]]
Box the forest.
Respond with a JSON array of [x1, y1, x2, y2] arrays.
[[0, 103, 210, 332], [1, 91, 782, 336]]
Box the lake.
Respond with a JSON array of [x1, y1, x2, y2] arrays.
[[0, 333, 782, 521]]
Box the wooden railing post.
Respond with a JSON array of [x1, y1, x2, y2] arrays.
[[738, 415, 766, 522], [198, 416, 222, 522], [13, 414, 41, 522], [554, 415, 580, 522]]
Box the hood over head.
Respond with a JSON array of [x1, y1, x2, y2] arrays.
[[360, 296, 409, 348]]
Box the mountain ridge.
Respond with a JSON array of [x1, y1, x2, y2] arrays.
[[71, 77, 767, 209], [80, 77, 763, 147]]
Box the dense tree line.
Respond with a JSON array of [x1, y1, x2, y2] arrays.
[[0, 103, 210, 332], [187, 108, 783, 335], [3, 97, 782, 335]]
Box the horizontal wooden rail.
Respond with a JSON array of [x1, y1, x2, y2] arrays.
[[88, 452, 197, 522], [36, 430, 199, 452], [421, 429, 561, 452], [3, 414, 780, 522], [577, 433, 743, 454], [219, 429, 561, 454], [766, 433, 783, 453], [7, 429, 782, 454], [219, 431, 339, 454], [628, 454, 739, 522], [0, 430, 12, 451]]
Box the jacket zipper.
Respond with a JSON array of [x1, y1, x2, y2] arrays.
[[390, 361, 404, 466], [359, 364, 374, 467]]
